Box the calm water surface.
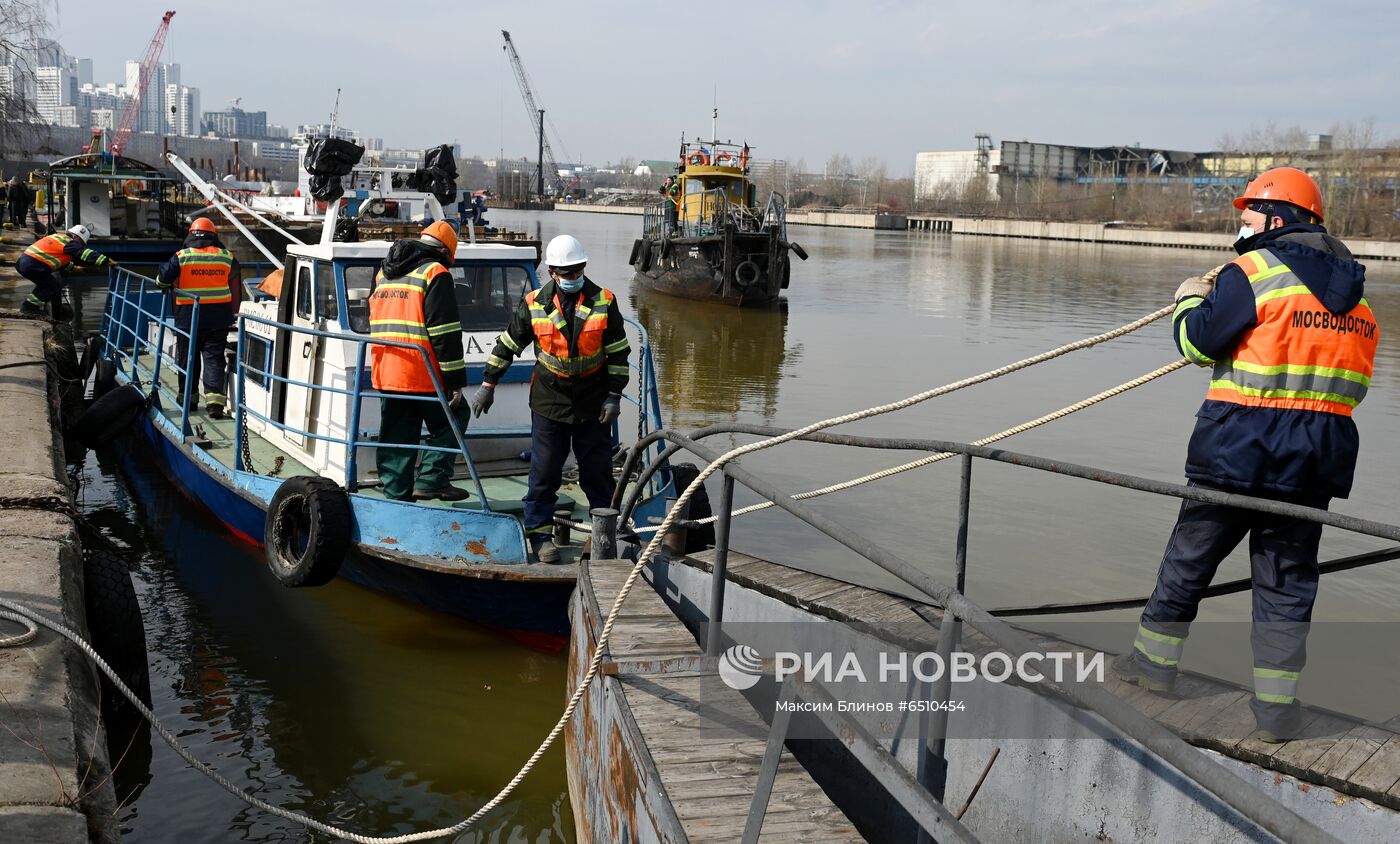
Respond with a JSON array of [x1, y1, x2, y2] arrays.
[[27, 209, 1400, 839]]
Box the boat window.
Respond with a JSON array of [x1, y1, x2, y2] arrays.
[[685, 179, 706, 195], [452, 265, 531, 330], [296, 264, 312, 320], [315, 261, 339, 321], [344, 264, 376, 334], [240, 334, 272, 388]]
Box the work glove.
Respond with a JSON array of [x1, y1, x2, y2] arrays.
[[469, 383, 495, 417], [1174, 264, 1227, 303], [599, 395, 621, 425], [448, 387, 466, 410]]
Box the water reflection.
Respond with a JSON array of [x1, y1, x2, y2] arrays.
[[75, 446, 571, 842], [631, 287, 801, 428]]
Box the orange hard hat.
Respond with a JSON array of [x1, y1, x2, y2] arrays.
[[189, 217, 218, 234], [1233, 166, 1324, 222], [420, 220, 458, 256]]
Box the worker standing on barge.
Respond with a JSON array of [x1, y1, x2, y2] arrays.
[[158, 218, 241, 418], [470, 234, 630, 563], [1115, 167, 1379, 742], [368, 221, 471, 502]]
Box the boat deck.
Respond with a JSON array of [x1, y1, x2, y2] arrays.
[[572, 557, 863, 842], [682, 548, 1400, 813], [125, 349, 604, 556]]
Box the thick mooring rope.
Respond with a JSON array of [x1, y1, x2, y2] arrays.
[[0, 305, 1177, 842]]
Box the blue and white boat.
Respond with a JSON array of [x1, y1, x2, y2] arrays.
[[91, 181, 677, 643]]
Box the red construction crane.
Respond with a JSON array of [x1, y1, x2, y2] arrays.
[[110, 10, 175, 156]]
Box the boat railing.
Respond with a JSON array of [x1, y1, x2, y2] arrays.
[[644, 187, 774, 240], [231, 312, 493, 505], [607, 422, 1399, 843]]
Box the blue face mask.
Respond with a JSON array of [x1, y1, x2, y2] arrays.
[[555, 275, 585, 293]]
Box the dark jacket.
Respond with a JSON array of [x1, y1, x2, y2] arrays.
[[15, 233, 112, 277], [7, 180, 29, 205], [1174, 224, 1373, 498], [483, 277, 630, 423], [379, 239, 466, 391]]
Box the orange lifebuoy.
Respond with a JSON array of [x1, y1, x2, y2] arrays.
[[123, 179, 143, 197], [738, 149, 749, 169], [686, 150, 710, 166], [714, 152, 734, 165]]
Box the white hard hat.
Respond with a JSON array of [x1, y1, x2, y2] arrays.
[[544, 234, 588, 268], [67, 224, 90, 242]]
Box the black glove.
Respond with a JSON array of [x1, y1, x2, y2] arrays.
[[470, 384, 495, 417], [599, 395, 621, 425]]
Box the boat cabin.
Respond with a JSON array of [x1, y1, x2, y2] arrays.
[[41, 152, 185, 261]]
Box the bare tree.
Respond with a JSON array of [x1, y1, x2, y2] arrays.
[[0, 1, 53, 159]]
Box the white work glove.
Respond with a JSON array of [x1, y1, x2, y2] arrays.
[[1174, 264, 1227, 302]]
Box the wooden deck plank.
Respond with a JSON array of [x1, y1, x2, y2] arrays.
[[1191, 696, 1262, 754], [1246, 712, 1347, 772], [1349, 737, 1400, 795], [1309, 725, 1392, 789]]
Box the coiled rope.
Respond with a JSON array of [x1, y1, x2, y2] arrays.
[[0, 304, 1176, 842]]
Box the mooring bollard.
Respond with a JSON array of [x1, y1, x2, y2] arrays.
[[661, 496, 691, 555], [590, 508, 618, 560]]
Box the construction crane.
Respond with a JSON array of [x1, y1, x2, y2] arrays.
[[501, 30, 566, 199], [111, 10, 176, 156]]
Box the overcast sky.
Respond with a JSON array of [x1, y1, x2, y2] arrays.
[[51, 0, 1400, 175]]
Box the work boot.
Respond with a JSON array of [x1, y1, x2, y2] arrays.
[[1111, 653, 1176, 695], [207, 402, 227, 420], [413, 485, 470, 502], [19, 299, 45, 315], [532, 536, 561, 564]]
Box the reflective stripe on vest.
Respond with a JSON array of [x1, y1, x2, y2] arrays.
[[23, 233, 74, 270], [174, 245, 233, 305], [526, 287, 615, 378], [368, 262, 448, 392], [1205, 249, 1378, 416]]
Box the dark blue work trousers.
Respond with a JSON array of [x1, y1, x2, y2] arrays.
[[523, 412, 615, 538], [1134, 482, 1328, 731], [174, 303, 234, 406], [16, 255, 63, 305]]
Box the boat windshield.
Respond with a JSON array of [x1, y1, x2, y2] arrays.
[[343, 262, 532, 333]]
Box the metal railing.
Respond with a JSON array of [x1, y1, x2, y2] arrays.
[[642, 187, 785, 240], [603, 421, 1381, 843]]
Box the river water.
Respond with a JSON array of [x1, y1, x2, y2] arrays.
[[28, 210, 1400, 840]]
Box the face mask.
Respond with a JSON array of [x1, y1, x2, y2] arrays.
[[1236, 225, 1255, 242], [556, 275, 585, 293]]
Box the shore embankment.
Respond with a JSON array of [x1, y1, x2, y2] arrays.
[[0, 240, 118, 843]]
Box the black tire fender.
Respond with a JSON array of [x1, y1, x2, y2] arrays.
[[628, 238, 642, 266], [92, 358, 117, 401], [659, 238, 674, 261], [637, 239, 653, 273], [71, 384, 145, 448], [733, 260, 761, 288], [668, 462, 716, 553], [77, 333, 101, 385], [789, 241, 809, 261], [264, 476, 352, 587], [81, 538, 152, 741]]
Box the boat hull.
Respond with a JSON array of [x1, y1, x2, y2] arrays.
[[631, 232, 789, 306], [125, 407, 576, 638]]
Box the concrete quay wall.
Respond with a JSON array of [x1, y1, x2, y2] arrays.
[[0, 303, 118, 841]]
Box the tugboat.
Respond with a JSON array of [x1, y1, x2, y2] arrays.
[[629, 139, 807, 306], [82, 159, 681, 643]]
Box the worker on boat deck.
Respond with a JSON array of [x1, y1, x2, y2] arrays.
[[158, 218, 241, 418], [471, 234, 630, 563], [16, 224, 115, 318], [661, 176, 680, 235], [368, 220, 471, 503], [1115, 167, 1379, 743]]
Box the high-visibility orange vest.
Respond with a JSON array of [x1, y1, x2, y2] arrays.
[[1205, 249, 1378, 416], [369, 261, 451, 392], [527, 286, 614, 378], [173, 245, 234, 306], [23, 233, 77, 270]]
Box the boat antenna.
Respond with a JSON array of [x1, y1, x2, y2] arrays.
[[711, 88, 718, 147]]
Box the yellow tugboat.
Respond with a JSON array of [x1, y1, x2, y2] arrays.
[[629, 139, 807, 306]]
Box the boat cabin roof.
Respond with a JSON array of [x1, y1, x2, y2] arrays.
[[287, 240, 539, 264]]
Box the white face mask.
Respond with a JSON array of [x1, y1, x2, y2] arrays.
[[1236, 225, 1255, 242]]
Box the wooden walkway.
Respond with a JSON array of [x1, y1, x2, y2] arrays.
[[578, 557, 863, 843], [686, 548, 1400, 812]]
